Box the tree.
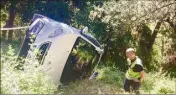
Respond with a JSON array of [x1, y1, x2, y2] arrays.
[[89, 0, 176, 71], [1, 0, 17, 41]]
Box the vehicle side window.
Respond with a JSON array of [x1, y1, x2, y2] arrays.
[[36, 42, 51, 65]]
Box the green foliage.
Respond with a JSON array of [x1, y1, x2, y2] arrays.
[[1, 39, 21, 55], [140, 73, 155, 93], [141, 72, 175, 94], [60, 66, 125, 94], [60, 79, 123, 94], [1, 45, 57, 94], [158, 87, 174, 94], [59, 65, 175, 94], [1, 0, 175, 77], [0, 8, 9, 27], [96, 65, 125, 87], [19, 1, 72, 23], [88, 0, 176, 76], [1, 0, 176, 94]]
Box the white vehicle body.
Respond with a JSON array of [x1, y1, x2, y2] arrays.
[[18, 14, 103, 84]]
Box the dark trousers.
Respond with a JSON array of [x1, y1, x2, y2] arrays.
[[123, 78, 140, 94]]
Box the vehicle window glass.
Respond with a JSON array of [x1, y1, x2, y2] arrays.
[[36, 42, 51, 65]]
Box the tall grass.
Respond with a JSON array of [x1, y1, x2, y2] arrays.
[[60, 65, 176, 94], [141, 72, 175, 94], [60, 66, 125, 94]]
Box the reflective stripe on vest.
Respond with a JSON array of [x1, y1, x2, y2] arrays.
[[125, 57, 142, 80]]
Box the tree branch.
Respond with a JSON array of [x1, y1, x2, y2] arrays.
[[135, 2, 176, 21], [165, 17, 176, 33]]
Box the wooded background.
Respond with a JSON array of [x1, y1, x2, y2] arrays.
[[1, 0, 176, 77]]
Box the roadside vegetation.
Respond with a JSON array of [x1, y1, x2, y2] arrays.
[[1, 43, 175, 94], [1, 0, 176, 94]]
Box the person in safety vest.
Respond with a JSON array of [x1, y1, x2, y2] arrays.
[[123, 48, 145, 95]]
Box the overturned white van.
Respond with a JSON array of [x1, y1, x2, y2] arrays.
[[17, 14, 103, 85]]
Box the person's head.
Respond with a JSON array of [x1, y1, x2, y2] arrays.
[[126, 48, 136, 60]]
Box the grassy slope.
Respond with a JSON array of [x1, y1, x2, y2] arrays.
[[59, 67, 125, 94], [1, 40, 175, 94]]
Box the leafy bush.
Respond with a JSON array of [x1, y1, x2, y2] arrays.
[[1, 45, 57, 94]]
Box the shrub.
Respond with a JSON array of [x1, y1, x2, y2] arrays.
[[158, 87, 174, 94], [140, 72, 156, 94], [96, 66, 125, 87], [141, 72, 175, 94], [1, 45, 57, 94]]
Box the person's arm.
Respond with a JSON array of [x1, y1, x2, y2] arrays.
[[126, 58, 131, 71], [139, 70, 145, 82]]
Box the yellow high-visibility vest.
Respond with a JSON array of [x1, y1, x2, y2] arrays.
[[125, 56, 143, 80]]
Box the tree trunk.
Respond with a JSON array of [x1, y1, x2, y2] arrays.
[[6, 0, 17, 41], [101, 26, 114, 61], [2, 30, 7, 39], [147, 20, 162, 52], [101, 36, 110, 61]]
